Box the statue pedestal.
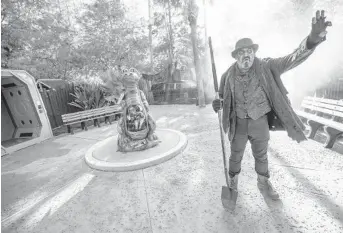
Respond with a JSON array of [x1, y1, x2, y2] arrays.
[[85, 129, 187, 172]]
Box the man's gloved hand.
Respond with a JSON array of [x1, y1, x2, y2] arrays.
[[212, 99, 223, 113], [308, 10, 332, 45]]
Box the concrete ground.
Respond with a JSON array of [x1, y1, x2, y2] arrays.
[[1, 105, 343, 233]]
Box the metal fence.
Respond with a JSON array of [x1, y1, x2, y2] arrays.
[[151, 82, 198, 104], [313, 78, 343, 100]]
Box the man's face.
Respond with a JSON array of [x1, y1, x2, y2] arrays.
[[235, 47, 255, 70]]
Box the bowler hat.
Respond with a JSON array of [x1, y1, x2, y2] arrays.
[[231, 38, 259, 58]]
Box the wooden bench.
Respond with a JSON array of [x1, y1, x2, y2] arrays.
[[295, 96, 343, 148], [62, 105, 122, 134]]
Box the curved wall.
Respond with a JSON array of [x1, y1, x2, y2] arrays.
[[1, 70, 53, 155]]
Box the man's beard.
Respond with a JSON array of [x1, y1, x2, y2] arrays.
[[241, 56, 254, 68], [239, 60, 252, 69], [243, 60, 250, 68]]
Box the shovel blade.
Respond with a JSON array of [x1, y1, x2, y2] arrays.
[[221, 186, 238, 210]]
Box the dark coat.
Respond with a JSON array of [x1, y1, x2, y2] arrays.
[[219, 36, 321, 143]]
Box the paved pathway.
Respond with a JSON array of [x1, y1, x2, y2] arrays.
[[2, 105, 343, 233]]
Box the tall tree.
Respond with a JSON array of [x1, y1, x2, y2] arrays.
[[187, 0, 205, 107], [163, 0, 175, 103], [147, 0, 155, 103], [76, 0, 149, 73], [1, 0, 76, 79]]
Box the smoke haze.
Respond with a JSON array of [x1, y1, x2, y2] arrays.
[[204, 0, 343, 107]]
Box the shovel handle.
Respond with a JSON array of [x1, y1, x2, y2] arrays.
[[209, 37, 219, 92], [209, 37, 230, 188]]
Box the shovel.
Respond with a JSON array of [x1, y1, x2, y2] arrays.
[[209, 37, 238, 210]]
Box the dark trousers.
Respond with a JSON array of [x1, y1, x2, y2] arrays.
[[229, 114, 270, 178]]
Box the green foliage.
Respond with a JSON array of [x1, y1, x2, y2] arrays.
[[151, 0, 206, 74], [1, 0, 205, 85], [76, 0, 150, 72], [68, 83, 108, 110], [98, 68, 125, 101], [1, 0, 75, 79]]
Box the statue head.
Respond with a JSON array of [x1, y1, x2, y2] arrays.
[[121, 67, 141, 90]]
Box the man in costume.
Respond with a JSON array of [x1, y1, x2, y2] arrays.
[[212, 10, 332, 199]]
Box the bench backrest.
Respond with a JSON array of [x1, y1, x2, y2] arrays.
[[62, 105, 122, 123], [301, 97, 343, 118], [104, 105, 122, 113]]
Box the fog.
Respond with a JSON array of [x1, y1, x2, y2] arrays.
[[203, 0, 343, 107]]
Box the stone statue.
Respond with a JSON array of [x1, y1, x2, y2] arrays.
[[115, 67, 160, 152]]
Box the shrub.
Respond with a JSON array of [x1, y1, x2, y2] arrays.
[[68, 82, 108, 110]]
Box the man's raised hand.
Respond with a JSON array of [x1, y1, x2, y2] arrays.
[[309, 10, 332, 44]]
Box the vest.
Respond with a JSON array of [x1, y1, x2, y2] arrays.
[[234, 74, 271, 120]]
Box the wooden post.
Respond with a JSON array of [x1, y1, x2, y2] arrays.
[[67, 125, 74, 134], [82, 121, 88, 131], [307, 120, 321, 139], [324, 126, 342, 148], [81, 122, 85, 130], [47, 91, 58, 128], [94, 118, 100, 127]]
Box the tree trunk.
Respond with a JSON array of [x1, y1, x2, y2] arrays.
[[190, 24, 205, 107], [202, 0, 213, 103], [188, 0, 205, 108], [164, 63, 173, 103], [164, 0, 174, 103], [167, 0, 174, 62], [147, 0, 154, 104]]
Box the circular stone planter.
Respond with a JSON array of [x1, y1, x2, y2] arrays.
[[85, 128, 187, 172]]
